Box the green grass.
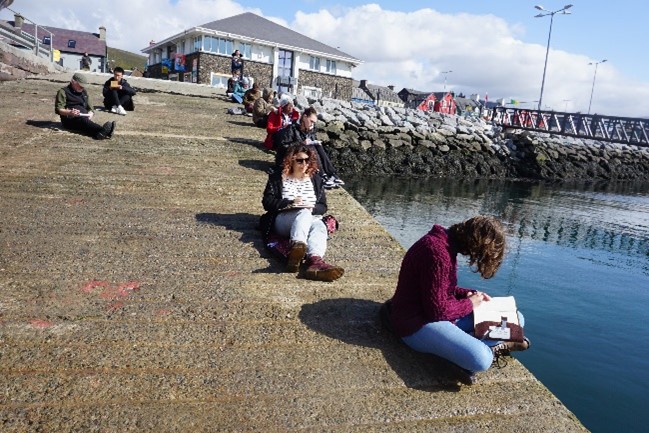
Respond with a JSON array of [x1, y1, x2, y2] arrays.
[[106, 47, 147, 72]]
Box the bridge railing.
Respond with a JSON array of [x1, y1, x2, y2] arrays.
[[489, 107, 649, 147]]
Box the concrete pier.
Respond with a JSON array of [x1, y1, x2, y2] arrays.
[[0, 74, 587, 432]]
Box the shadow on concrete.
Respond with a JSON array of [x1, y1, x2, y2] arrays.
[[194, 212, 283, 274], [239, 159, 273, 173], [25, 119, 61, 130], [299, 297, 469, 392], [226, 137, 264, 148], [227, 120, 259, 128]]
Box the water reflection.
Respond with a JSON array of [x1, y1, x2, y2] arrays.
[[346, 176, 649, 262]]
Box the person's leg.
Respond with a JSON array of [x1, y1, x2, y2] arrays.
[[118, 94, 133, 110], [305, 218, 328, 258], [402, 320, 494, 373], [273, 210, 299, 238], [62, 117, 105, 137], [106, 90, 120, 108], [311, 145, 337, 178]]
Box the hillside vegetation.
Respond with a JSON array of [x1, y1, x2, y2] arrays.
[[106, 47, 147, 72]]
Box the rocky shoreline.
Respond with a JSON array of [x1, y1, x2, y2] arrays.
[[294, 96, 649, 181]]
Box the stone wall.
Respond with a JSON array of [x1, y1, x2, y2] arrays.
[[0, 40, 67, 81], [294, 97, 649, 181], [299, 70, 353, 101]]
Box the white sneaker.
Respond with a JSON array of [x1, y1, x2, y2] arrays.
[[324, 178, 338, 189], [117, 105, 127, 115], [110, 105, 118, 114], [332, 176, 345, 186]]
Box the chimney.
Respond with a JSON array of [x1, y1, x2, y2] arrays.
[[360, 79, 367, 88], [14, 13, 24, 29], [387, 85, 395, 91], [99, 26, 106, 40]]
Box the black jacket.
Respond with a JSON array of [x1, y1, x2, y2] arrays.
[[102, 77, 136, 109], [259, 171, 327, 241], [273, 122, 317, 167]]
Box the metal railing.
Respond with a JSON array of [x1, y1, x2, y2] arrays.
[[489, 107, 649, 147], [0, 6, 53, 61]]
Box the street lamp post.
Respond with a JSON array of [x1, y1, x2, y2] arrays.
[[534, 4, 573, 111], [587, 59, 607, 114], [441, 70, 453, 91]]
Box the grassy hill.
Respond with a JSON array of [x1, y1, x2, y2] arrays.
[[106, 47, 147, 72]]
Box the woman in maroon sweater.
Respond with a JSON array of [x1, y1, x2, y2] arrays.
[[388, 216, 529, 376]]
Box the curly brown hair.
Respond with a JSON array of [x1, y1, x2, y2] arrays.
[[281, 145, 319, 178], [448, 215, 506, 279]]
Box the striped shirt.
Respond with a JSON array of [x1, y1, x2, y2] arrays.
[[282, 177, 317, 208]]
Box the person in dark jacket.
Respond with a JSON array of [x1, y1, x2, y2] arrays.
[[260, 145, 344, 282], [55, 72, 115, 140], [103, 67, 137, 115], [274, 107, 344, 189], [385, 216, 530, 381]]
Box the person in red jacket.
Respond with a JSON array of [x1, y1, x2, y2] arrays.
[[385, 215, 530, 382], [263, 94, 299, 150]]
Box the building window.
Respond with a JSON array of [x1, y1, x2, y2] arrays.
[[210, 72, 230, 89], [302, 85, 322, 99], [42, 36, 51, 45], [326, 59, 337, 74], [67, 39, 76, 48], [193, 36, 202, 52], [238, 43, 251, 59], [177, 40, 185, 54], [203, 36, 233, 55], [309, 56, 320, 71]]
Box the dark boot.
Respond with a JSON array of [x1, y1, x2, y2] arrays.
[[304, 255, 344, 282], [286, 241, 306, 273]]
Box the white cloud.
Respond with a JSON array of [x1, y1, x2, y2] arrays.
[[3, 1, 648, 116]]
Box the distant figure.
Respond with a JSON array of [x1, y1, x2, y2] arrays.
[[231, 77, 249, 104], [226, 71, 240, 95], [231, 49, 244, 75], [252, 87, 276, 128], [55, 73, 115, 140], [243, 82, 262, 113], [102, 66, 137, 115], [264, 94, 299, 150], [81, 52, 92, 70]]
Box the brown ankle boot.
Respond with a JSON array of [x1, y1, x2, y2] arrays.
[[286, 241, 306, 273], [304, 255, 344, 282]]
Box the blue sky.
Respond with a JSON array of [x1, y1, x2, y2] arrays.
[[3, 1, 647, 117]]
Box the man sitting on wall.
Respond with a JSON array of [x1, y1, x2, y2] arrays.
[[102, 67, 137, 115], [55, 73, 115, 140]]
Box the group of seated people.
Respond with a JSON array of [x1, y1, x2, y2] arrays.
[[228, 79, 345, 190], [54, 68, 137, 140]]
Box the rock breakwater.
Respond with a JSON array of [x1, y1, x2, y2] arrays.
[[294, 96, 649, 181]]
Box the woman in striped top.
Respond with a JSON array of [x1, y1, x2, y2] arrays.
[[261, 145, 344, 282]]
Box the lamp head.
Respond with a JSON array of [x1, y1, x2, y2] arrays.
[[563, 4, 573, 10], [534, 5, 545, 10]]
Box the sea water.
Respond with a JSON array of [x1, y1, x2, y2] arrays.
[[344, 175, 649, 433]]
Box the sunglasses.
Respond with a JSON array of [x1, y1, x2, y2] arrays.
[[294, 158, 310, 164]]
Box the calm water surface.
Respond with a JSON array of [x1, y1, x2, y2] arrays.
[[344, 176, 649, 433]]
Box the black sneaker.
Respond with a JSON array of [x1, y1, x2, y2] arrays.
[[101, 121, 115, 138]]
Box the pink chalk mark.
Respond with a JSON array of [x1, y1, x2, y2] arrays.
[[82, 280, 110, 293], [30, 320, 53, 328], [106, 301, 124, 311], [155, 309, 171, 316]]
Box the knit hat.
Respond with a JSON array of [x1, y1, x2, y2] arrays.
[[72, 73, 88, 85], [278, 93, 293, 108]]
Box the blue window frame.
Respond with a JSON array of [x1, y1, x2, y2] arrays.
[[67, 39, 76, 48], [42, 36, 51, 45]]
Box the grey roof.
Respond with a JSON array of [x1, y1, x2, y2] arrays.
[[199, 13, 360, 62], [1, 20, 106, 56]]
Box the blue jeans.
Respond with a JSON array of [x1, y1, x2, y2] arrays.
[[402, 311, 525, 373], [274, 209, 327, 258]]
